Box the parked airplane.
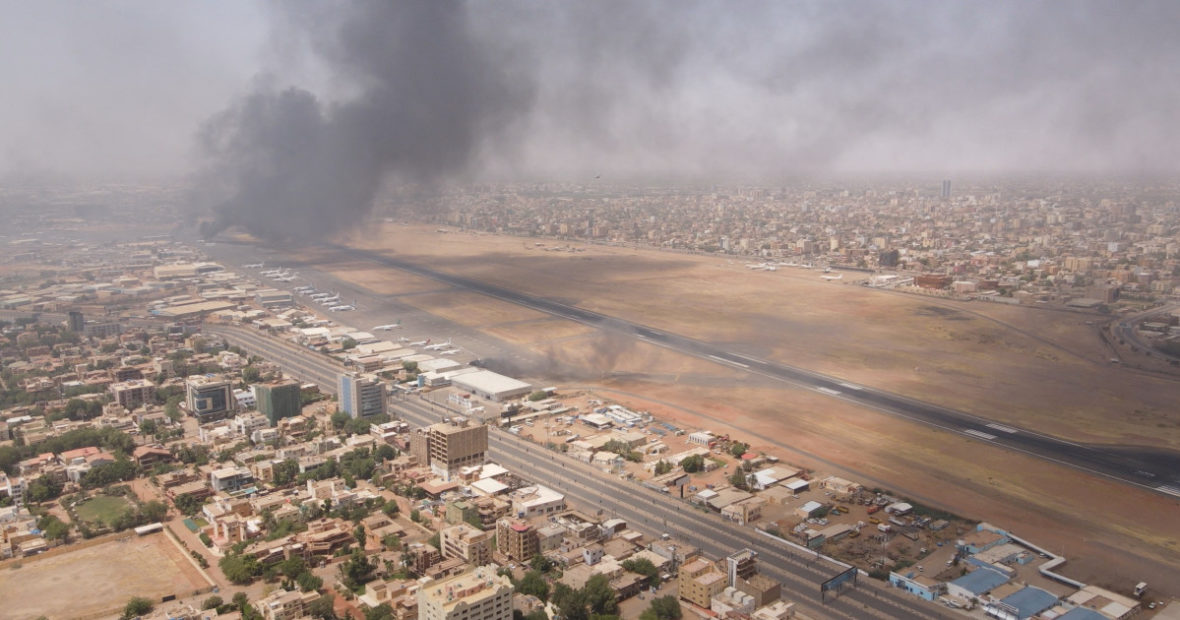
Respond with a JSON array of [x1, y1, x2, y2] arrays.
[[373, 324, 400, 331], [409, 340, 428, 347], [318, 294, 341, 304], [275, 273, 298, 282], [329, 304, 355, 312], [425, 339, 452, 351], [309, 292, 331, 300], [440, 349, 460, 355]]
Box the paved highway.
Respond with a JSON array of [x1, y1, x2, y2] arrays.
[[205, 325, 950, 619], [300, 245, 1179, 499], [393, 396, 952, 620]]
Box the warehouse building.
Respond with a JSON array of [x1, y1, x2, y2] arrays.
[[451, 370, 532, 402]]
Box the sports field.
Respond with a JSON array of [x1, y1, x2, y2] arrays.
[[0, 534, 208, 620]]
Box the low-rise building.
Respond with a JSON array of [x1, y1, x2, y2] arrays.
[[417, 565, 513, 620]]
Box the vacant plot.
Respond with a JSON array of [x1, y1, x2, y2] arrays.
[[74, 494, 133, 527], [0, 534, 207, 620]]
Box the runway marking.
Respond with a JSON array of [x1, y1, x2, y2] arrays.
[[731, 353, 761, 363], [1157, 485, 1180, 498], [707, 354, 749, 369], [985, 423, 1019, 434], [963, 429, 998, 441], [815, 387, 842, 396], [838, 382, 863, 391]]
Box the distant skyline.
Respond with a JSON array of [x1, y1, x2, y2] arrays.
[[2, 1, 1180, 184]]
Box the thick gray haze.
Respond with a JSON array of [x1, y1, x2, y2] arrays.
[[2, 1, 1179, 233]]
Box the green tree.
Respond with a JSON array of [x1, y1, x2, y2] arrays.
[[621, 558, 659, 589], [728, 442, 749, 458], [354, 523, 367, 548], [640, 595, 682, 620], [25, 475, 64, 503], [241, 366, 262, 383], [272, 459, 300, 486], [307, 594, 337, 619], [728, 471, 749, 490], [38, 515, 70, 542], [330, 410, 349, 430], [220, 552, 262, 585], [280, 556, 308, 580], [530, 554, 554, 574], [141, 500, 168, 522], [339, 548, 376, 590], [201, 596, 224, 611], [553, 582, 589, 620], [297, 570, 324, 593], [680, 454, 705, 473], [518, 570, 550, 602], [341, 337, 358, 351], [584, 574, 618, 616], [121, 596, 154, 619], [653, 460, 672, 476]]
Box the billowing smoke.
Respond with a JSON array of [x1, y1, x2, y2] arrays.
[[190, 2, 529, 241]]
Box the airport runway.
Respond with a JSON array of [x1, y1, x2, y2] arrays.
[[309, 244, 1180, 499], [203, 240, 1180, 498]]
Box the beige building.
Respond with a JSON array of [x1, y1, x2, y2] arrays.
[[109, 378, 155, 412], [679, 558, 727, 609], [413, 419, 488, 481], [417, 565, 513, 620], [440, 522, 492, 567], [257, 588, 321, 620], [495, 518, 539, 562]]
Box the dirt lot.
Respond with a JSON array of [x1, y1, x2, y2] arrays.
[[313, 223, 1180, 593], [0, 534, 208, 620]]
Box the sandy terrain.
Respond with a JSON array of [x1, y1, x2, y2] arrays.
[[0, 534, 208, 620], [310, 223, 1180, 592]]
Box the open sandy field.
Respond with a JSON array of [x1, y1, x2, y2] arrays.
[[0, 534, 208, 620], [308, 223, 1180, 592]]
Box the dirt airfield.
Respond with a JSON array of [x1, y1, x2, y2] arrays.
[[313, 223, 1180, 592]]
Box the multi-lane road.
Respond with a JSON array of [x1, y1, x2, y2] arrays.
[[293, 244, 1180, 500], [205, 323, 950, 619]]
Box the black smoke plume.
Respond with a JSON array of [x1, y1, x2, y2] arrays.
[[191, 2, 529, 242]]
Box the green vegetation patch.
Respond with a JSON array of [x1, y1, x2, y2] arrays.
[[75, 494, 134, 527]]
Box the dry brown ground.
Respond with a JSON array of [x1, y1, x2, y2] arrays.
[[0, 535, 207, 619], [320, 224, 1180, 590]]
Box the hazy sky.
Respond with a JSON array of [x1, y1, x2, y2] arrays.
[[2, 1, 1179, 185]]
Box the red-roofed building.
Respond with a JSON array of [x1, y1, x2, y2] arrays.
[[496, 518, 539, 562]]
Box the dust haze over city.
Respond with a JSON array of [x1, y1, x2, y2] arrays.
[[2, 2, 1180, 619]]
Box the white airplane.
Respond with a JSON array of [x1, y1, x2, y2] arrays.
[[319, 295, 341, 305], [425, 339, 452, 351], [276, 273, 298, 282], [373, 324, 400, 331], [294, 285, 314, 292], [261, 267, 283, 276], [309, 292, 330, 300], [329, 304, 355, 312], [441, 349, 460, 355], [244, 262, 264, 269], [409, 340, 428, 347]]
